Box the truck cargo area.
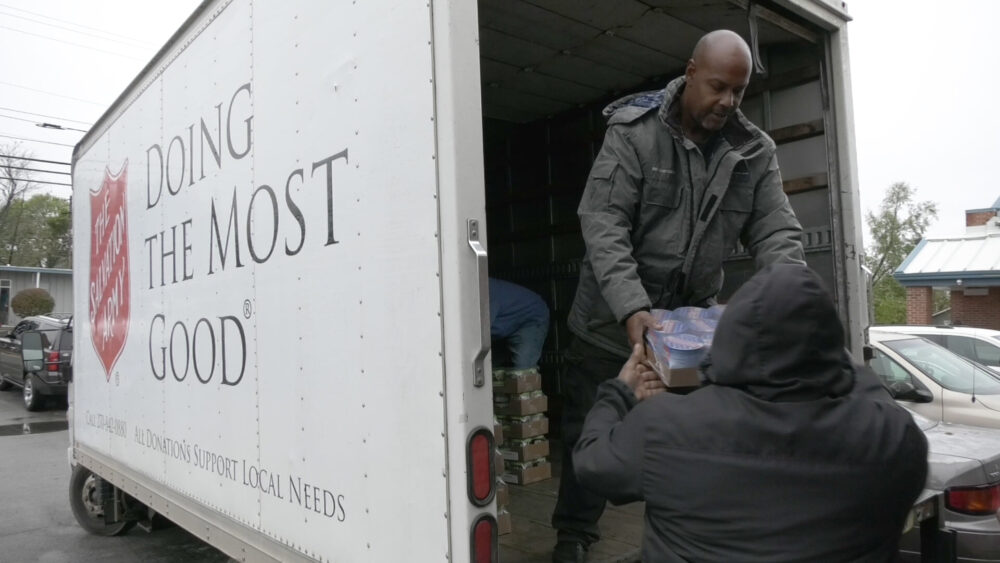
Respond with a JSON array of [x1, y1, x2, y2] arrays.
[[479, 1, 845, 560]]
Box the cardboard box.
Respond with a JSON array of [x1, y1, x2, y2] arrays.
[[494, 449, 504, 476], [495, 479, 509, 507], [497, 508, 512, 535], [493, 370, 542, 394], [494, 393, 548, 416], [493, 420, 503, 445], [501, 461, 552, 485], [662, 367, 701, 389], [499, 439, 549, 462], [499, 416, 548, 439]]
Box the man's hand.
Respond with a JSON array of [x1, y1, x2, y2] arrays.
[[617, 343, 667, 402], [625, 310, 662, 361]]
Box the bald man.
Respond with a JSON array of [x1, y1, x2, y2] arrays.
[[552, 30, 805, 562]]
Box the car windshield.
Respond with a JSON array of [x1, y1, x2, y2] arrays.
[[884, 338, 1000, 395]]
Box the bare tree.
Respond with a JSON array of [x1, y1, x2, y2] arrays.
[[0, 142, 38, 228]]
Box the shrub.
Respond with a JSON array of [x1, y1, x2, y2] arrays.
[[11, 288, 55, 318]]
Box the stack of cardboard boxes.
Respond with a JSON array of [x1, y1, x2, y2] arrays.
[[494, 368, 552, 490]]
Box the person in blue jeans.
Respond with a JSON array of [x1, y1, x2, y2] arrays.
[[489, 278, 550, 368]]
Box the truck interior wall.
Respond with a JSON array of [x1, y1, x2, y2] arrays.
[[481, 4, 841, 427]]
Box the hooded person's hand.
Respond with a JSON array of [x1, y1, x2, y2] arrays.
[[617, 343, 667, 401]]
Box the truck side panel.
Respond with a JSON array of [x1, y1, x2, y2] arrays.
[[72, 0, 453, 559]]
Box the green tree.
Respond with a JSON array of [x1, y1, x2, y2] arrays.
[[10, 288, 54, 317], [0, 194, 72, 267], [863, 182, 938, 324]]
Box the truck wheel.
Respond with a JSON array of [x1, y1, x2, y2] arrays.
[[69, 465, 136, 536], [0, 378, 11, 391], [22, 375, 42, 411]]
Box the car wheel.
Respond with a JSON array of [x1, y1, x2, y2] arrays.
[[23, 375, 42, 411], [68, 465, 136, 536], [0, 377, 11, 391]]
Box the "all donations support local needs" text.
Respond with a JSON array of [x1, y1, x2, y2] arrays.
[[135, 425, 345, 521]]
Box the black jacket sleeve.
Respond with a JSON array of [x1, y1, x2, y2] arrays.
[[572, 378, 646, 505]]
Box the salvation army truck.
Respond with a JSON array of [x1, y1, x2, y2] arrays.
[[62, 0, 868, 561]]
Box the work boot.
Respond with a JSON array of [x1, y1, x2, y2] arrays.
[[552, 540, 588, 563]]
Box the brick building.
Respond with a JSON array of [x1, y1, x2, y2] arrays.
[[894, 196, 1000, 330]]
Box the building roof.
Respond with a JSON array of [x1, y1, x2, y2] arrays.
[[894, 232, 1000, 287], [0, 265, 72, 275], [966, 194, 1000, 213]]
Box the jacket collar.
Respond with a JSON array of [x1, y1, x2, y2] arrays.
[[659, 76, 757, 149]]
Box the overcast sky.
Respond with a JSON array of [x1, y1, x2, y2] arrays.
[[1, 0, 996, 243], [0, 0, 199, 198]]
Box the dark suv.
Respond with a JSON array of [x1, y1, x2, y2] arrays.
[[0, 314, 72, 410]]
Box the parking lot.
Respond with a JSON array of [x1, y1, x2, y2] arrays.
[[0, 391, 231, 562]]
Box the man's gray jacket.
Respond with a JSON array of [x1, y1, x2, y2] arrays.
[[568, 77, 804, 357]]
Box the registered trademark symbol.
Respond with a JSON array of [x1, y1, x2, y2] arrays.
[[243, 300, 253, 319]]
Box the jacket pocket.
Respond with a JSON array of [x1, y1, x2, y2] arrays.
[[719, 170, 754, 249], [585, 161, 619, 208], [642, 169, 681, 209], [591, 160, 617, 181]]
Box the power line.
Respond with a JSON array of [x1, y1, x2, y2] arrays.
[[0, 155, 70, 167], [3, 165, 71, 177], [0, 2, 153, 46], [0, 80, 104, 107], [0, 106, 91, 126], [16, 178, 71, 188], [0, 133, 76, 148], [0, 113, 42, 125], [0, 113, 88, 132], [36, 122, 88, 133], [0, 25, 144, 61], [0, 10, 154, 49]]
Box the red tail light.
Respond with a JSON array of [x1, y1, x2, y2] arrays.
[[946, 483, 1000, 515], [470, 514, 497, 563], [45, 351, 61, 372], [467, 427, 495, 506]]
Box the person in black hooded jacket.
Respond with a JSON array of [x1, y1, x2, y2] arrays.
[[573, 262, 928, 562]]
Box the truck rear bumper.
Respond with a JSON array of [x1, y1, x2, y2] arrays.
[[29, 374, 67, 397]]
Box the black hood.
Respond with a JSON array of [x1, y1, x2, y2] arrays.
[[702, 263, 854, 401]]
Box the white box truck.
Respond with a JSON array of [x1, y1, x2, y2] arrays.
[[65, 0, 867, 561]]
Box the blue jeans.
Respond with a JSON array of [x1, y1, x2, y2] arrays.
[[505, 318, 548, 368]]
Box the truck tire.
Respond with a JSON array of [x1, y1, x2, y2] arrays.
[[69, 465, 136, 536], [22, 375, 42, 411]]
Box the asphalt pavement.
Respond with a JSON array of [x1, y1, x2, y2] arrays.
[[0, 388, 231, 563]]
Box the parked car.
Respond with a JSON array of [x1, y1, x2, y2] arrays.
[[868, 329, 1000, 428], [899, 408, 1000, 562], [0, 314, 72, 410], [877, 325, 1000, 373]]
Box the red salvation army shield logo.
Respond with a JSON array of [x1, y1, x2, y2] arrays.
[[89, 162, 131, 380]]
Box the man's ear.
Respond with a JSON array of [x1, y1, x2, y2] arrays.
[[685, 59, 696, 80]]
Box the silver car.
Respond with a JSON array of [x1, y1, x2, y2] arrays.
[[899, 409, 1000, 561], [877, 325, 1000, 374], [869, 330, 1000, 428]]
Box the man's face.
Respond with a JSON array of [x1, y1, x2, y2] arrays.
[[682, 53, 751, 133]]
